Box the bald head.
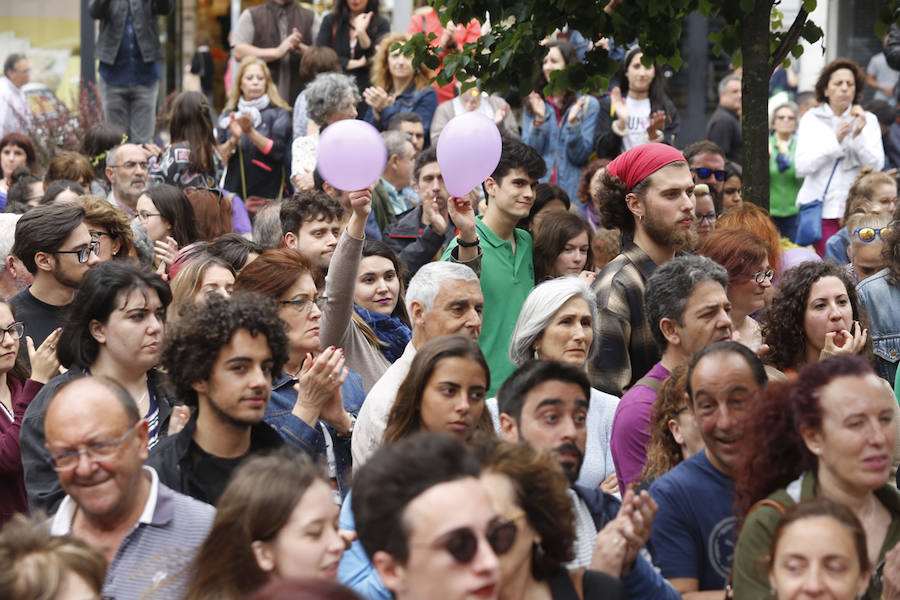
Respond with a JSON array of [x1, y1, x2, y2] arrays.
[[45, 376, 140, 437]]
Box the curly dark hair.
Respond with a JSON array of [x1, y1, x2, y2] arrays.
[[469, 434, 575, 581], [162, 291, 289, 406], [732, 355, 874, 519], [762, 261, 870, 372], [576, 159, 609, 213], [594, 167, 652, 236], [814, 58, 865, 106], [883, 201, 900, 286], [640, 365, 690, 483]]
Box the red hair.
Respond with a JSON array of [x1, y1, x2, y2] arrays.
[[717, 203, 782, 273], [698, 229, 770, 282], [234, 248, 323, 299]]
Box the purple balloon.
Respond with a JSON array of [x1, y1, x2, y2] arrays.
[[316, 120, 387, 191], [436, 112, 502, 197], [774, 247, 822, 286]]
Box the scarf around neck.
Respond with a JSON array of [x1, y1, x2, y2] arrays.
[[354, 306, 411, 363], [220, 94, 271, 130]]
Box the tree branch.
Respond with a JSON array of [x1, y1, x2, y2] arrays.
[[770, 8, 808, 73]]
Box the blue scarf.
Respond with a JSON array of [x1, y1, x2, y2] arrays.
[[354, 306, 412, 363]]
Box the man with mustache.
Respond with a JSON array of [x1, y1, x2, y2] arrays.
[[648, 341, 767, 599], [611, 254, 733, 490], [590, 143, 697, 397], [497, 360, 681, 600], [105, 143, 151, 216], [43, 376, 214, 598]]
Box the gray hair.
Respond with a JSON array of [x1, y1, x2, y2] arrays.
[[718, 74, 741, 96], [252, 201, 284, 249], [509, 277, 599, 366], [406, 262, 479, 314], [305, 73, 361, 128], [769, 101, 798, 129], [645, 255, 729, 352], [382, 130, 413, 160], [130, 221, 154, 269], [0, 214, 21, 265]]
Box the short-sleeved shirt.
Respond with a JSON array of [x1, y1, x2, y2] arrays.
[[443, 217, 534, 396], [867, 52, 900, 104], [10, 288, 71, 347], [610, 361, 670, 489], [648, 450, 736, 591]]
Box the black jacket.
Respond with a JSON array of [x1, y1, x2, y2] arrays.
[[383, 205, 457, 283], [21, 367, 177, 514], [594, 94, 680, 160], [218, 104, 291, 201], [146, 412, 286, 506]]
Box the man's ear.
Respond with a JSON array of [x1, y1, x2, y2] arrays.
[[33, 251, 53, 274], [483, 176, 498, 199], [105, 166, 116, 185], [250, 540, 276, 573], [191, 379, 209, 398], [373, 550, 406, 596], [659, 317, 680, 347], [498, 413, 520, 443], [409, 300, 426, 327], [626, 192, 644, 220], [284, 231, 297, 249]]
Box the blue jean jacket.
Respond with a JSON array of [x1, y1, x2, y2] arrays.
[[856, 268, 900, 383], [265, 369, 365, 499], [521, 93, 599, 213]]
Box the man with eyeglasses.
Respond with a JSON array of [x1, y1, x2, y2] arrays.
[[684, 140, 727, 212], [104, 143, 151, 215], [352, 432, 506, 600], [10, 203, 100, 345], [611, 255, 733, 491], [147, 291, 290, 506], [43, 375, 215, 599], [495, 360, 680, 600]]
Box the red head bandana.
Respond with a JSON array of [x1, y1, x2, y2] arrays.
[[606, 144, 687, 192]]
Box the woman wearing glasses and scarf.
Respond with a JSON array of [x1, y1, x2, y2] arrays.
[[857, 203, 900, 384], [234, 249, 365, 500]]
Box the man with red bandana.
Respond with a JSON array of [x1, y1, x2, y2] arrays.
[[590, 144, 697, 397]]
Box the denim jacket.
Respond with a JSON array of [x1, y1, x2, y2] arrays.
[[521, 93, 599, 213], [265, 369, 365, 499], [856, 268, 900, 382], [88, 0, 173, 65]]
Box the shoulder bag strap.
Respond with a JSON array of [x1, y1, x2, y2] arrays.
[[822, 158, 841, 199], [632, 375, 663, 395], [238, 141, 248, 201], [725, 498, 788, 598]]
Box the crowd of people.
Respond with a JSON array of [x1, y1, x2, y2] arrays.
[[1, 4, 900, 600]]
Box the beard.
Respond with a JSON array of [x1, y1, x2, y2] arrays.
[[51, 259, 84, 290], [643, 210, 699, 252], [553, 441, 585, 484]]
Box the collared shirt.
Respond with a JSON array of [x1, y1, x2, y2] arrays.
[[443, 217, 534, 396], [590, 240, 662, 397], [380, 177, 411, 216], [106, 189, 135, 217], [351, 341, 417, 468], [51, 466, 215, 599]]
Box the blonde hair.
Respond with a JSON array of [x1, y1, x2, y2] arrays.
[[842, 167, 897, 223], [167, 253, 234, 323], [369, 33, 433, 93], [224, 57, 292, 112], [846, 210, 891, 251]]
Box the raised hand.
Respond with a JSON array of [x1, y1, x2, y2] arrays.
[[363, 86, 391, 112], [448, 193, 477, 240], [647, 109, 667, 139], [28, 329, 61, 384], [293, 347, 349, 428], [610, 86, 628, 128], [567, 96, 586, 125], [527, 91, 546, 120], [821, 320, 867, 359]]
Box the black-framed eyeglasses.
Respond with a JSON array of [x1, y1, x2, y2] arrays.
[[0, 322, 23, 343], [110, 160, 149, 171], [696, 211, 717, 224], [135, 210, 162, 222], [750, 269, 775, 284], [690, 167, 726, 181], [280, 297, 327, 313], [854, 226, 893, 243], [54, 241, 100, 263], [429, 518, 518, 565], [46, 423, 138, 472]]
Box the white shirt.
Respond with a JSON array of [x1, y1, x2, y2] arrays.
[[622, 96, 651, 151], [0, 77, 29, 138]]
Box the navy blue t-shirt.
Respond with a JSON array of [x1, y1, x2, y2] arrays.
[[647, 450, 736, 590]]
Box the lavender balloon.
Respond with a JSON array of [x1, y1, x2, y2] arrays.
[[316, 120, 387, 191], [436, 112, 502, 197]]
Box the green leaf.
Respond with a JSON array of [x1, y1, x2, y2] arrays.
[[801, 20, 823, 43], [740, 0, 755, 14], [802, 0, 817, 13], [791, 44, 804, 58], [698, 0, 715, 16]]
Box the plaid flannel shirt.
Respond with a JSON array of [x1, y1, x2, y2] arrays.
[[590, 240, 662, 396]]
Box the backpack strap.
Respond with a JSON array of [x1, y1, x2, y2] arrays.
[[632, 375, 662, 395]]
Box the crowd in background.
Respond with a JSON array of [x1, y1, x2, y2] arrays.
[[0, 2, 900, 600]]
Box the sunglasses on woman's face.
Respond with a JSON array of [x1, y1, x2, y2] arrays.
[[690, 167, 726, 181], [854, 226, 893, 243], [438, 518, 518, 565]]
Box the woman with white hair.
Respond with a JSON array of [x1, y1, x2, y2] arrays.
[[290, 72, 362, 190], [488, 277, 620, 494]]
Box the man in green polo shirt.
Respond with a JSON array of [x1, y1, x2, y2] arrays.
[[443, 139, 546, 395]]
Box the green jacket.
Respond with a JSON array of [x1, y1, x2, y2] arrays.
[[768, 134, 802, 218], [732, 470, 900, 600]]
